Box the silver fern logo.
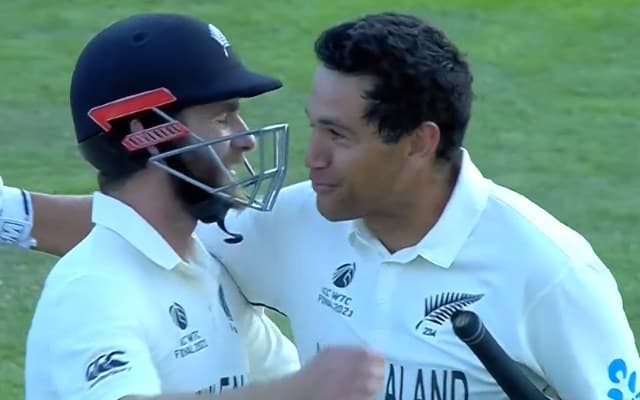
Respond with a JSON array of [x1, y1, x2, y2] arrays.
[[218, 285, 232, 321], [218, 284, 238, 334], [169, 302, 188, 330], [415, 292, 484, 337], [208, 23, 230, 57]]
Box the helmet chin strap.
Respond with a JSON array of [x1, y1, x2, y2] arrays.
[[187, 197, 244, 244], [218, 219, 243, 244], [164, 154, 244, 244]]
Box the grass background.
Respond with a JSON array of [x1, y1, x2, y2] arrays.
[[1, 0, 638, 397]]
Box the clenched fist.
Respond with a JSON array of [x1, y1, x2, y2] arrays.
[[222, 346, 385, 400], [295, 346, 386, 400]]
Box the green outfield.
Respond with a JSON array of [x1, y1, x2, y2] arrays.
[[0, 0, 638, 397]]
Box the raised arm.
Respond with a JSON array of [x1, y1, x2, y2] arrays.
[[30, 192, 93, 255], [0, 176, 92, 256]]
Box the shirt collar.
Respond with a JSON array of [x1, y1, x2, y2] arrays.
[[349, 148, 490, 268], [91, 191, 185, 270]]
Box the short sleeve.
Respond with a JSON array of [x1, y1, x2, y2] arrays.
[[29, 273, 162, 400], [524, 256, 640, 399]]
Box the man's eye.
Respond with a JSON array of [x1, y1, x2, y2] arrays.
[[214, 113, 229, 124], [329, 129, 345, 138]]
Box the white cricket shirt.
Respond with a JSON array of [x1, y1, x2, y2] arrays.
[[25, 192, 299, 400], [198, 148, 640, 400]]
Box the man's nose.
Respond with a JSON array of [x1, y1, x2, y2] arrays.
[[305, 130, 331, 169], [230, 133, 256, 152], [230, 115, 255, 152]]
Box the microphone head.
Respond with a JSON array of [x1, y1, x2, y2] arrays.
[[452, 310, 484, 344]]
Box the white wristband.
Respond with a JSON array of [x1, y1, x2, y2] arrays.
[[0, 176, 36, 249]]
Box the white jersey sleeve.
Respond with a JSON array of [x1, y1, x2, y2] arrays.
[[25, 272, 161, 400], [195, 182, 315, 312], [524, 255, 639, 399], [237, 305, 300, 382]]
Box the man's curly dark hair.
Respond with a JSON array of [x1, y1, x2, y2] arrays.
[[314, 12, 473, 160]]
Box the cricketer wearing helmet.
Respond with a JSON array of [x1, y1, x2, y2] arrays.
[[20, 13, 385, 400], [4, 11, 638, 400]]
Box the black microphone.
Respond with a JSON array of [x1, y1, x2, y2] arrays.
[[451, 310, 549, 400]]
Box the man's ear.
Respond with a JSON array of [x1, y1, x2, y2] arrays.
[[407, 121, 440, 159]]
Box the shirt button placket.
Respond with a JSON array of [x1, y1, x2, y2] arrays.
[[371, 262, 397, 351]]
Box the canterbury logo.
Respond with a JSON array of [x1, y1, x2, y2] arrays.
[[416, 292, 484, 337], [85, 350, 129, 385]]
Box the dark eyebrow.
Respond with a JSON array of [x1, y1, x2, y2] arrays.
[[222, 100, 240, 113], [304, 106, 355, 134]]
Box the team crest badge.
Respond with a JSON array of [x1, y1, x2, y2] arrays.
[[208, 24, 231, 57]]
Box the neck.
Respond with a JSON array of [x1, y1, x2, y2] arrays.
[[364, 160, 459, 254], [110, 180, 196, 260], [141, 204, 196, 260]]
